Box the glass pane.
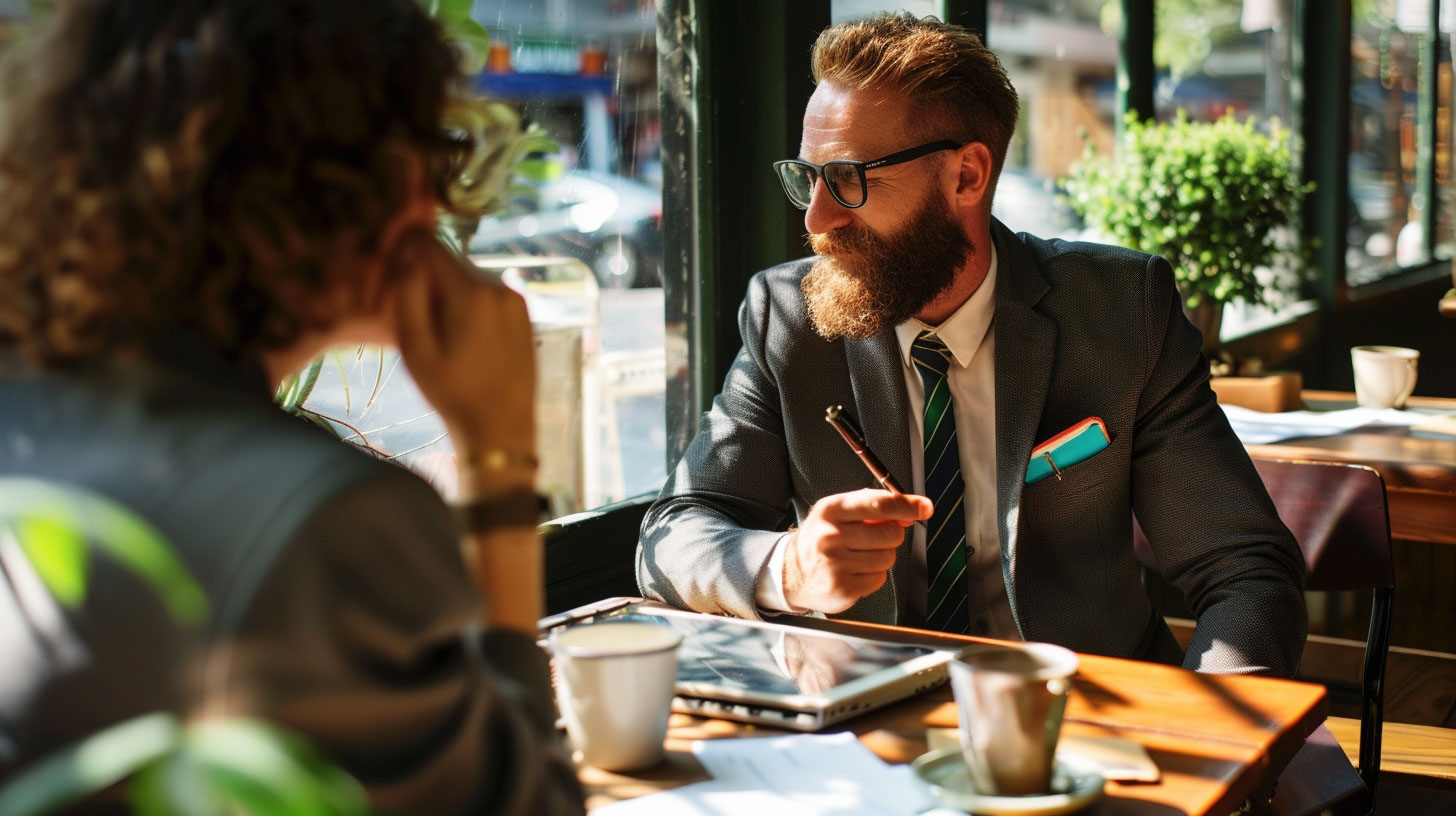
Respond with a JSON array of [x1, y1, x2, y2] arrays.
[[831, 1, 940, 24], [303, 0, 666, 515], [1154, 0, 1295, 126], [1153, 0, 1301, 338], [1437, 0, 1454, 260], [989, 1, 1115, 240], [1348, 0, 1436, 284]]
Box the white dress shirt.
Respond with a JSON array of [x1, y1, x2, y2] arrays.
[[757, 249, 1020, 639]]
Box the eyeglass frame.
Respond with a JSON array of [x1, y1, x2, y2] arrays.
[[772, 139, 964, 210]]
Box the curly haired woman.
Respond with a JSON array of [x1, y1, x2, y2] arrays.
[[0, 1, 583, 813]]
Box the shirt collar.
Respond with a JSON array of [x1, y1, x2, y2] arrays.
[[894, 244, 998, 371]]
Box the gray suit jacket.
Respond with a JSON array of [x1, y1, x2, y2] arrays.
[[638, 220, 1307, 677], [0, 340, 583, 815]]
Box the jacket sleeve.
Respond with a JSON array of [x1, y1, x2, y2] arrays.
[[208, 464, 584, 816], [1130, 255, 1308, 677], [636, 271, 798, 620]]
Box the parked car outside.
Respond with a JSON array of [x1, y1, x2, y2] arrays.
[[469, 169, 663, 289]]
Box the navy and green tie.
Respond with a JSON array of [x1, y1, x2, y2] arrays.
[[911, 331, 971, 634]]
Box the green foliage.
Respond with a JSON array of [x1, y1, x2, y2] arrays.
[[0, 478, 208, 625], [0, 480, 370, 815], [440, 98, 559, 248], [0, 714, 179, 816], [1062, 111, 1314, 309], [422, 0, 491, 74], [0, 715, 368, 816], [1100, 0, 1246, 78]]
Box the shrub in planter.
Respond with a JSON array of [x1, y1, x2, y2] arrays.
[[1062, 111, 1313, 348]]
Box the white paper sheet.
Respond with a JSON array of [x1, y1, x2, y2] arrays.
[[1221, 404, 1435, 444], [591, 733, 947, 816]]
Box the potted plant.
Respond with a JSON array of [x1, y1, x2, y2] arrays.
[[1062, 111, 1313, 354]]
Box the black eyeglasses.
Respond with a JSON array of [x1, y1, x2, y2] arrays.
[[772, 139, 962, 210]]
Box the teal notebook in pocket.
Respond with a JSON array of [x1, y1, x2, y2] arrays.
[[1025, 417, 1110, 484]]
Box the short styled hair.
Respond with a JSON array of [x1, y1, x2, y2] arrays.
[[811, 13, 1020, 197], [0, 0, 469, 368]]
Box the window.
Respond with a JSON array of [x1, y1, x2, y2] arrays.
[[302, 0, 666, 515], [1437, 0, 1454, 261], [989, 0, 1115, 240], [831, 0, 940, 23], [1154, 0, 1302, 338], [1154, 0, 1295, 126], [1347, 0, 1452, 284]]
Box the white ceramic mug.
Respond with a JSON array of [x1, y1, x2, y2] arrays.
[[1351, 345, 1420, 409], [551, 620, 682, 771], [949, 642, 1080, 796]]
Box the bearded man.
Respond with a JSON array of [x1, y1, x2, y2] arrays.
[[636, 12, 1308, 678]]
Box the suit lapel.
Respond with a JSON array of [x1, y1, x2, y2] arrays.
[[844, 331, 913, 625], [991, 221, 1055, 637]]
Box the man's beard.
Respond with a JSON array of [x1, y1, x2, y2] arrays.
[[800, 191, 975, 341]]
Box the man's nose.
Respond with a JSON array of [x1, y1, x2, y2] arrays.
[[803, 178, 853, 236]]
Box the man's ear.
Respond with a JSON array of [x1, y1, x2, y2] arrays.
[[954, 142, 994, 209]]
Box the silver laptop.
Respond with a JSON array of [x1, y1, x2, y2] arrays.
[[542, 598, 956, 731]]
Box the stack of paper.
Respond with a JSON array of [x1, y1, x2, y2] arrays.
[[1220, 403, 1432, 445], [593, 732, 955, 816]]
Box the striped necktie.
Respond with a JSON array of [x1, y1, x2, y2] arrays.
[[911, 331, 971, 634]]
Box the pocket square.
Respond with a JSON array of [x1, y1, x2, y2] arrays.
[[1025, 417, 1110, 484]]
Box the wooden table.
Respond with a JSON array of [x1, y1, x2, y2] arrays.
[[1243, 390, 1456, 546], [579, 615, 1328, 816]]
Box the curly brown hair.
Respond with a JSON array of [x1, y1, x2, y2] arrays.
[[812, 13, 1020, 201], [0, 0, 470, 368]]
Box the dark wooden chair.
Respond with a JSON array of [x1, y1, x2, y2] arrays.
[[1134, 456, 1395, 815], [540, 491, 657, 615]]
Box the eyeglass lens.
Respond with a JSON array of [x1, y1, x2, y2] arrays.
[[777, 161, 865, 209], [823, 163, 863, 206]]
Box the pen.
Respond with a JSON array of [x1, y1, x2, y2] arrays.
[[825, 405, 905, 495]]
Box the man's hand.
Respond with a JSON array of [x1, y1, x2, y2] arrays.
[[783, 489, 932, 614]]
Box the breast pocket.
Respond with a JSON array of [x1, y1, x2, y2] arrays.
[[1022, 445, 1123, 506]]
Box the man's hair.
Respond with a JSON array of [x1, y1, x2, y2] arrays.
[[811, 13, 1019, 200], [0, 0, 469, 367]]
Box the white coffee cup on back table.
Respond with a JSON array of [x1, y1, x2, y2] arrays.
[[949, 642, 1080, 796], [1351, 345, 1420, 409], [551, 619, 682, 771]]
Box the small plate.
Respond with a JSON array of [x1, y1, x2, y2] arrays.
[[911, 748, 1105, 815]]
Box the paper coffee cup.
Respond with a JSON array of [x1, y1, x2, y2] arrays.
[[551, 620, 682, 771]]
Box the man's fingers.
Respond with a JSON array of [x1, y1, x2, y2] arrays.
[[818, 489, 933, 523], [843, 570, 889, 599], [833, 545, 896, 574]]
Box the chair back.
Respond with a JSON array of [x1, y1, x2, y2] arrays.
[[539, 491, 656, 615], [1248, 458, 1394, 594], [1133, 456, 1394, 808]]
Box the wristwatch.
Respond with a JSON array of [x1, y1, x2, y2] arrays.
[[453, 488, 551, 531]]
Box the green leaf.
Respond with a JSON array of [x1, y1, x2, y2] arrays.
[[186, 720, 369, 816], [431, 0, 473, 25], [516, 156, 564, 182], [450, 18, 493, 75], [87, 500, 209, 626], [0, 713, 181, 816], [130, 752, 226, 816], [11, 515, 88, 609], [0, 478, 209, 625]]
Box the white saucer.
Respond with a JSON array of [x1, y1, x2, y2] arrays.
[[911, 748, 1106, 815]]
